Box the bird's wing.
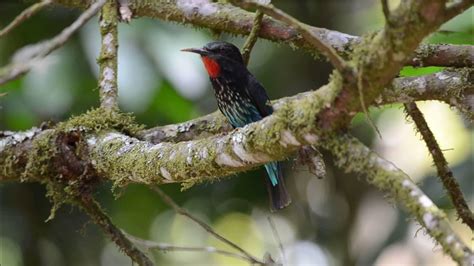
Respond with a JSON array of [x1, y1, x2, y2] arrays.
[[245, 75, 274, 117]]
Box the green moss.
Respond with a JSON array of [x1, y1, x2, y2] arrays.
[[57, 107, 144, 136]]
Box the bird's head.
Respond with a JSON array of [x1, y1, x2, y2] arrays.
[[181, 41, 244, 78]]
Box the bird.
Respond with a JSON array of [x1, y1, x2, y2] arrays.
[[182, 41, 291, 211]]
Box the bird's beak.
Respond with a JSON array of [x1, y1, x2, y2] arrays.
[[181, 47, 208, 55]]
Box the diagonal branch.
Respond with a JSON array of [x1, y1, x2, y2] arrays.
[[404, 102, 474, 229], [317, 0, 466, 130], [150, 186, 265, 265], [322, 134, 473, 265], [76, 194, 154, 266], [0, 0, 106, 86], [0, 0, 53, 38]]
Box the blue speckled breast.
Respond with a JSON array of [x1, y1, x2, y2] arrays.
[[212, 78, 262, 128]]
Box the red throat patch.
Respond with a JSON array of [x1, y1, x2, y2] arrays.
[[201, 56, 221, 78]]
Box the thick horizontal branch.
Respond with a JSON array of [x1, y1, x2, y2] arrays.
[[53, 0, 473, 68], [1, 67, 472, 183], [0, 81, 337, 184], [322, 134, 473, 265], [139, 69, 474, 144]]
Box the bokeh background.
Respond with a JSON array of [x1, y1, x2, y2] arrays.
[[0, 0, 472, 265]]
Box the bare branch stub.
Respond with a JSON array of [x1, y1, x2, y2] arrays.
[[98, 0, 120, 110], [404, 102, 474, 229]]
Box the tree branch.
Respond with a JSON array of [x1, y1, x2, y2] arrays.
[[322, 134, 473, 265], [1, 68, 472, 183], [137, 68, 473, 145], [241, 9, 263, 66], [51, 0, 473, 68], [381, 0, 392, 26], [0, 0, 106, 86], [317, 0, 466, 130], [0, 0, 52, 38], [150, 186, 265, 265], [232, 0, 352, 76], [76, 194, 154, 266], [98, 0, 119, 110], [381, 68, 474, 122], [123, 231, 263, 264], [404, 102, 474, 229], [410, 44, 474, 68]]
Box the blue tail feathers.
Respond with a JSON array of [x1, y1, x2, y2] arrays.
[[264, 162, 291, 211], [264, 162, 279, 186]]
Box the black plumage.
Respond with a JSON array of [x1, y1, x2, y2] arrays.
[[182, 41, 291, 210]]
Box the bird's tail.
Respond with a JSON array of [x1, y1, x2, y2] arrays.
[[264, 162, 291, 211]]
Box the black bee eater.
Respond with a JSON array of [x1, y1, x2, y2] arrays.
[[182, 41, 291, 211]]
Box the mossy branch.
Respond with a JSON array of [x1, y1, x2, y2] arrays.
[[138, 69, 474, 145], [404, 102, 474, 229], [51, 0, 473, 68], [322, 134, 473, 265], [76, 194, 154, 266], [317, 0, 464, 130]]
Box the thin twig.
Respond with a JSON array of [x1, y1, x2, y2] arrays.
[[0, 0, 106, 86], [241, 9, 264, 66], [0, 0, 52, 38], [150, 186, 265, 265], [357, 67, 382, 138], [404, 102, 474, 229], [98, 0, 119, 110], [123, 231, 257, 263], [380, 0, 392, 26], [232, 0, 353, 77], [267, 216, 286, 265], [76, 195, 154, 266]]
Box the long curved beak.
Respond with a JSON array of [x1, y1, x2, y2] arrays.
[[181, 47, 208, 55]]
